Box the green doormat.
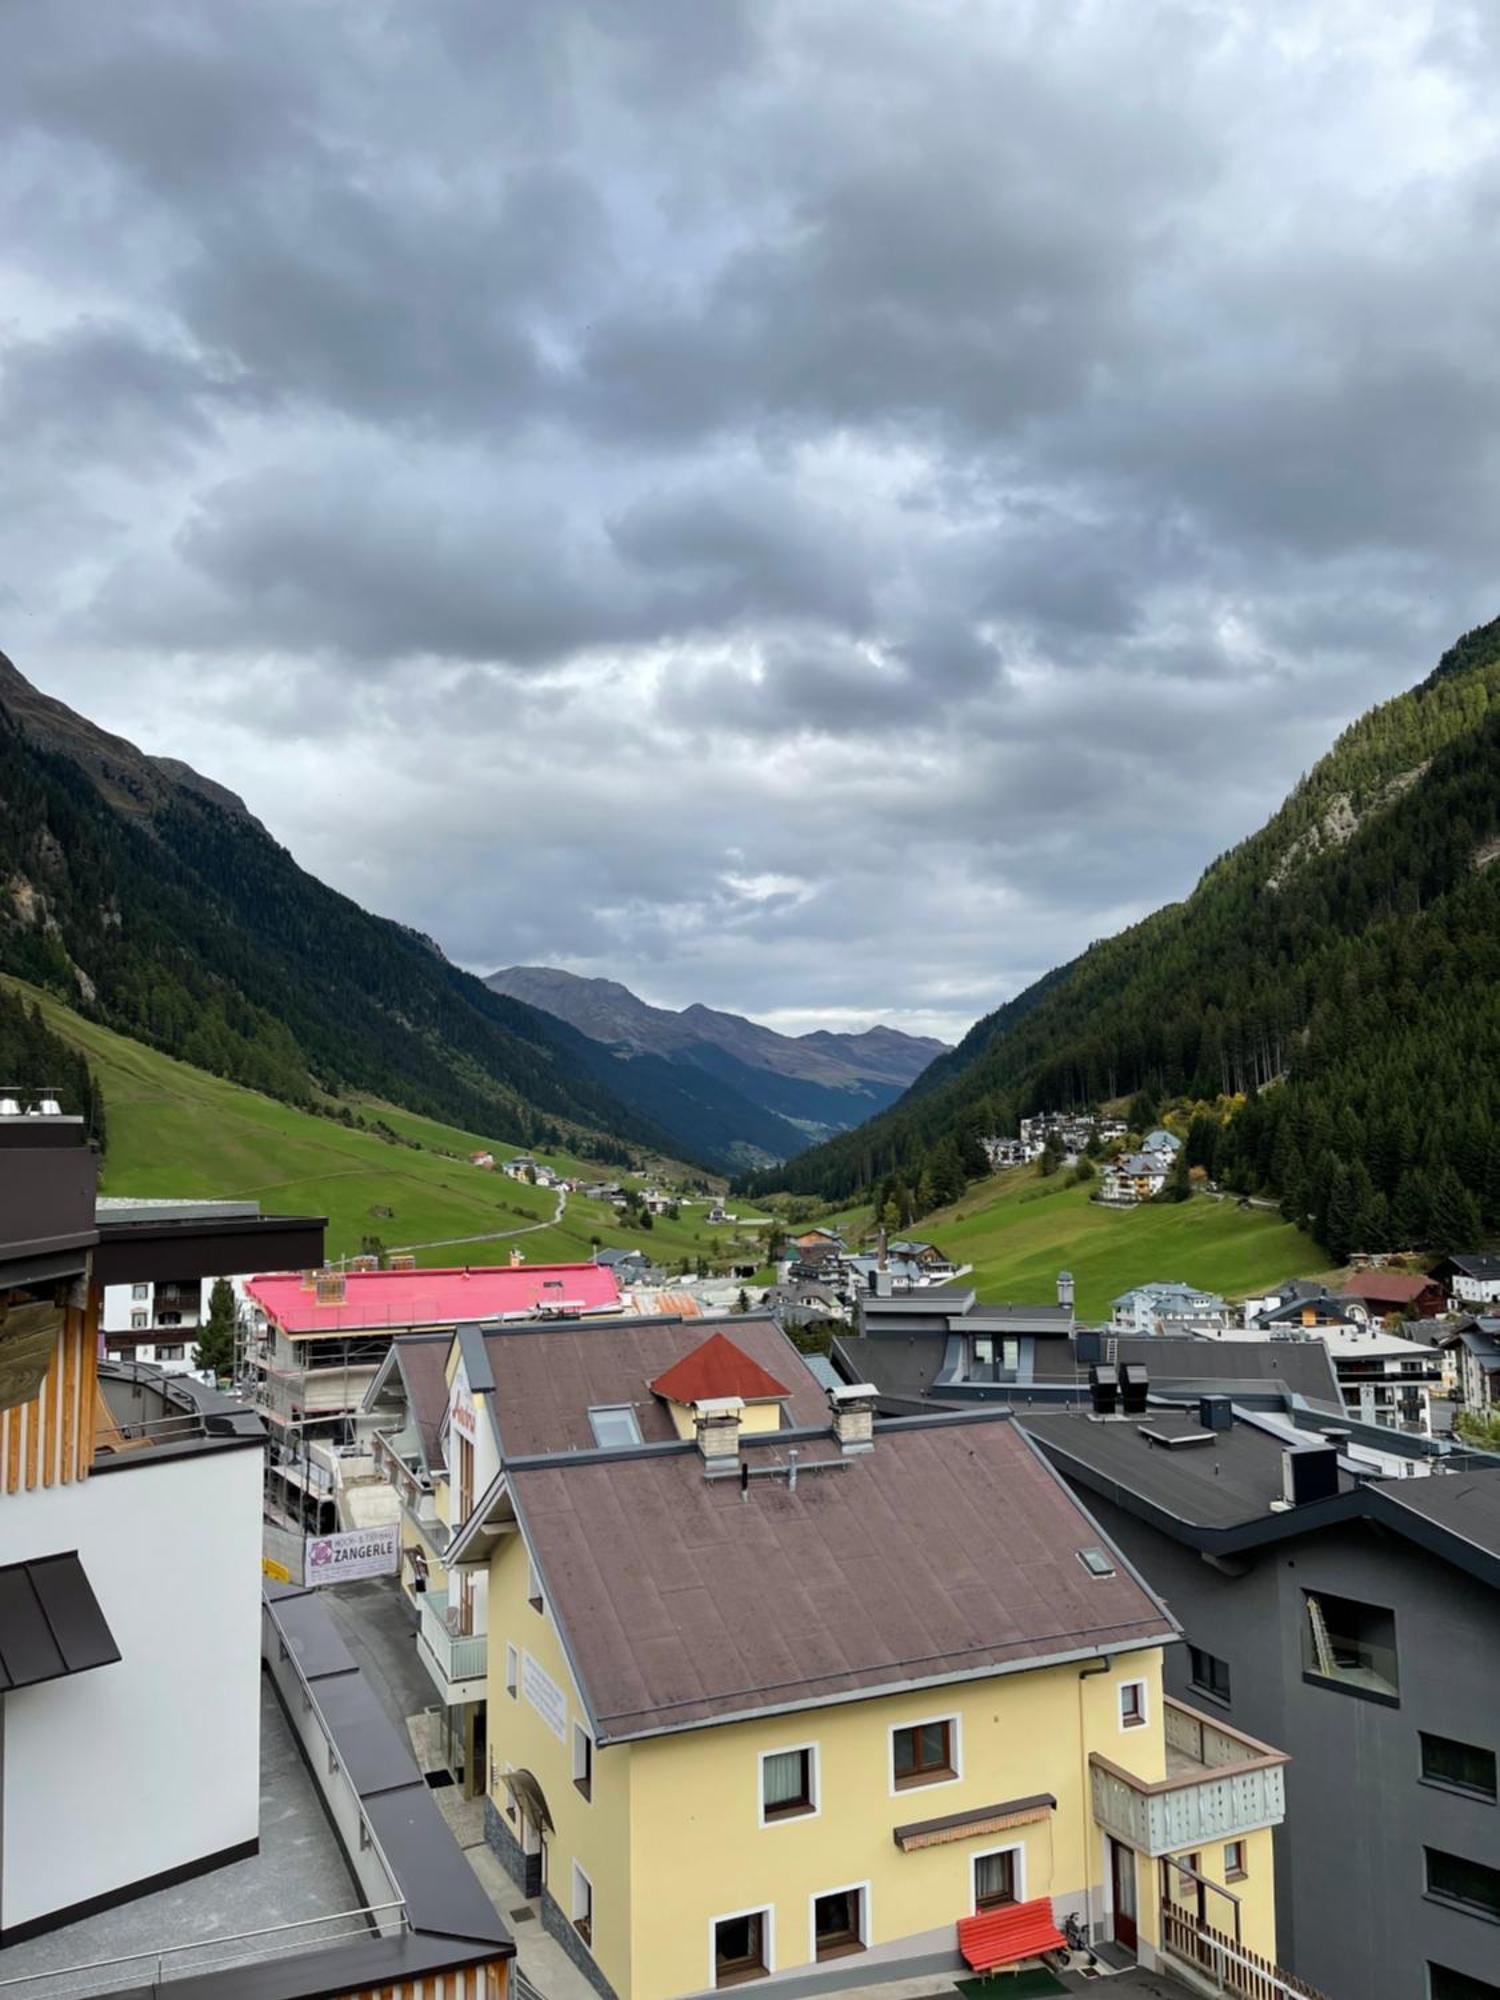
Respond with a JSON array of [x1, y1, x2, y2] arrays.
[[954, 1972, 1068, 2000]]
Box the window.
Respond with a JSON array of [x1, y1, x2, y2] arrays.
[[1430, 1967, 1500, 2000], [811, 1886, 866, 1960], [1302, 1591, 1399, 1699], [571, 1863, 594, 1948], [891, 1717, 958, 1790], [528, 1555, 544, 1613], [130, 1312, 147, 1330], [573, 1722, 594, 1801], [760, 1745, 817, 1823], [455, 1433, 474, 1525], [1189, 1647, 1232, 1704], [157, 1344, 184, 1361], [506, 1644, 519, 1699], [158, 1311, 181, 1326], [1426, 1849, 1500, 1922], [713, 1909, 771, 1986], [1224, 1840, 1247, 1882], [588, 1404, 643, 1448], [1422, 1734, 1497, 1802], [131, 1284, 148, 1300], [1119, 1680, 1148, 1730], [973, 1846, 1022, 1912]]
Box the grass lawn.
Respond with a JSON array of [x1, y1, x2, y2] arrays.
[[817, 1167, 1323, 1320], [7, 978, 773, 1274]]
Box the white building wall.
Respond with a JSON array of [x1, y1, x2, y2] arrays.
[[0, 1444, 263, 1933]]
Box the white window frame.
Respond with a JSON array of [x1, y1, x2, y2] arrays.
[[130, 1312, 147, 1329], [807, 1881, 870, 1961], [757, 1741, 820, 1827], [709, 1905, 774, 1989], [1119, 1678, 1149, 1731], [571, 1861, 594, 1951], [573, 1720, 594, 1798], [506, 1644, 519, 1698], [887, 1712, 962, 1796], [971, 1842, 1026, 1912], [131, 1283, 148, 1300]]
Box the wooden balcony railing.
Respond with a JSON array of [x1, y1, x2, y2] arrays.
[[1160, 1904, 1330, 2000]]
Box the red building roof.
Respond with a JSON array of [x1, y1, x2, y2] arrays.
[[648, 1331, 790, 1405], [245, 1262, 621, 1336], [1342, 1272, 1438, 1306]]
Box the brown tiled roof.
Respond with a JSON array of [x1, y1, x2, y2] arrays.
[[482, 1315, 828, 1456], [509, 1414, 1174, 1739], [1339, 1272, 1435, 1305]]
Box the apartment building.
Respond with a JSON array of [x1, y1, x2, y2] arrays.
[[420, 1318, 1293, 2000], [1023, 1400, 1500, 2000]]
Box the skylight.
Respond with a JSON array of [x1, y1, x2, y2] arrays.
[[589, 1405, 643, 1448], [1077, 1546, 1116, 1578]]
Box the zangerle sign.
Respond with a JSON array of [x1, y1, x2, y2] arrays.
[[304, 1525, 399, 1585]]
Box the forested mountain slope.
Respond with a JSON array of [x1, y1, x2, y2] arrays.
[[0, 652, 675, 1161], [754, 616, 1500, 1257]]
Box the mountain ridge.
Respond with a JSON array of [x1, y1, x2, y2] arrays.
[[487, 964, 946, 1167]]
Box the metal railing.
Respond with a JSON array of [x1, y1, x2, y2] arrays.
[[0, 1903, 406, 1999], [1160, 1904, 1330, 2000]]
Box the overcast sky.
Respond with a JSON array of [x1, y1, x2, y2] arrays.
[[4, 2, 1498, 1040]]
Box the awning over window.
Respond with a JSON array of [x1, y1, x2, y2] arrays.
[[0, 1552, 121, 1691], [893, 1792, 1056, 1852]]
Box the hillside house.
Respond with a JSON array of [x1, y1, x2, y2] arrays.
[[1112, 1282, 1231, 1336], [1441, 1316, 1500, 1416], [1338, 1270, 1446, 1320], [1432, 1253, 1500, 1309], [1141, 1129, 1182, 1162], [1099, 1153, 1168, 1205]]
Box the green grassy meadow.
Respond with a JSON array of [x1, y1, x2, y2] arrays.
[[822, 1166, 1325, 1320], [8, 979, 773, 1273]]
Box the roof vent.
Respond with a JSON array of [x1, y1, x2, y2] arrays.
[[314, 1271, 347, 1307], [0, 1097, 22, 1119], [1077, 1545, 1115, 1578], [1089, 1363, 1119, 1417], [1120, 1363, 1150, 1416], [1199, 1395, 1233, 1432]]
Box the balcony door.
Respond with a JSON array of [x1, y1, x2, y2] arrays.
[[1110, 1837, 1138, 1952]]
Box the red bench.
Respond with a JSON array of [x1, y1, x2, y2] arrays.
[[957, 1898, 1068, 1976]]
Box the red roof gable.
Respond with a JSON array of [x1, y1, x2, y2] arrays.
[[1343, 1272, 1436, 1305], [648, 1331, 790, 1405]]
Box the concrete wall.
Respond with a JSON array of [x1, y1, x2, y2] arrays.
[[0, 1444, 263, 1933], [1084, 1493, 1500, 2000]]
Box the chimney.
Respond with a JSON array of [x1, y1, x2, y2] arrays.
[[299, 1268, 318, 1292], [509, 1246, 524, 1268], [1199, 1394, 1233, 1433], [829, 1382, 877, 1455], [314, 1271, 347, 1306], [1089, 1363, 1119, 1417], [877, 1227, 888, 1272], [1057, 1270, 1075, 1312], [1120, 1363, 1149, 1416], [693, 1396, 744, 1475]]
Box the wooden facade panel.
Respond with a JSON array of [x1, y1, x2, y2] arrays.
[[0, 1314, 97, 1495]]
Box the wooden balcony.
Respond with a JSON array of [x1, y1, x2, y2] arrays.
[[1090, 1698, 1287, 1858]]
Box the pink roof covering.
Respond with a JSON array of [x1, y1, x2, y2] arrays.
[[245, 1262, 621, 1335]]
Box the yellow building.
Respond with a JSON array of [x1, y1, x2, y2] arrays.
[[436, 1318, 1291, 2000]]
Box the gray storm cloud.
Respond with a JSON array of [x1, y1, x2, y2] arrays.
[[2, 0, 1497, 1036]]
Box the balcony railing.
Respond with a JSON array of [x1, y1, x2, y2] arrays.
[[1160, 1904, 1330, 2000], [1090, 1698, 1287, 1858], [418, 1589, 487, 1690]]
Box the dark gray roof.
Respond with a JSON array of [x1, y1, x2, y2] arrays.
[[1020, 1406, 1357, 1533], [483, 1313, 831, 1455], [388, 1334, 452, 1469], [833, 1331, 953, 1408], [1377, 1472, 1500, 1562], [1436, 1254, 1500, 1280], [509, 1413, 1175, 1740], [1086, 1337, 1341, 1404]]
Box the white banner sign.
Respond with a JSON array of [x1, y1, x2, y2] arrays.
[[304, 1524, 399, 1585], [522, 1650, 568, 1740]]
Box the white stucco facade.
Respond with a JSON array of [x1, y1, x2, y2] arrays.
[[0, 1443, 263, 1935]]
